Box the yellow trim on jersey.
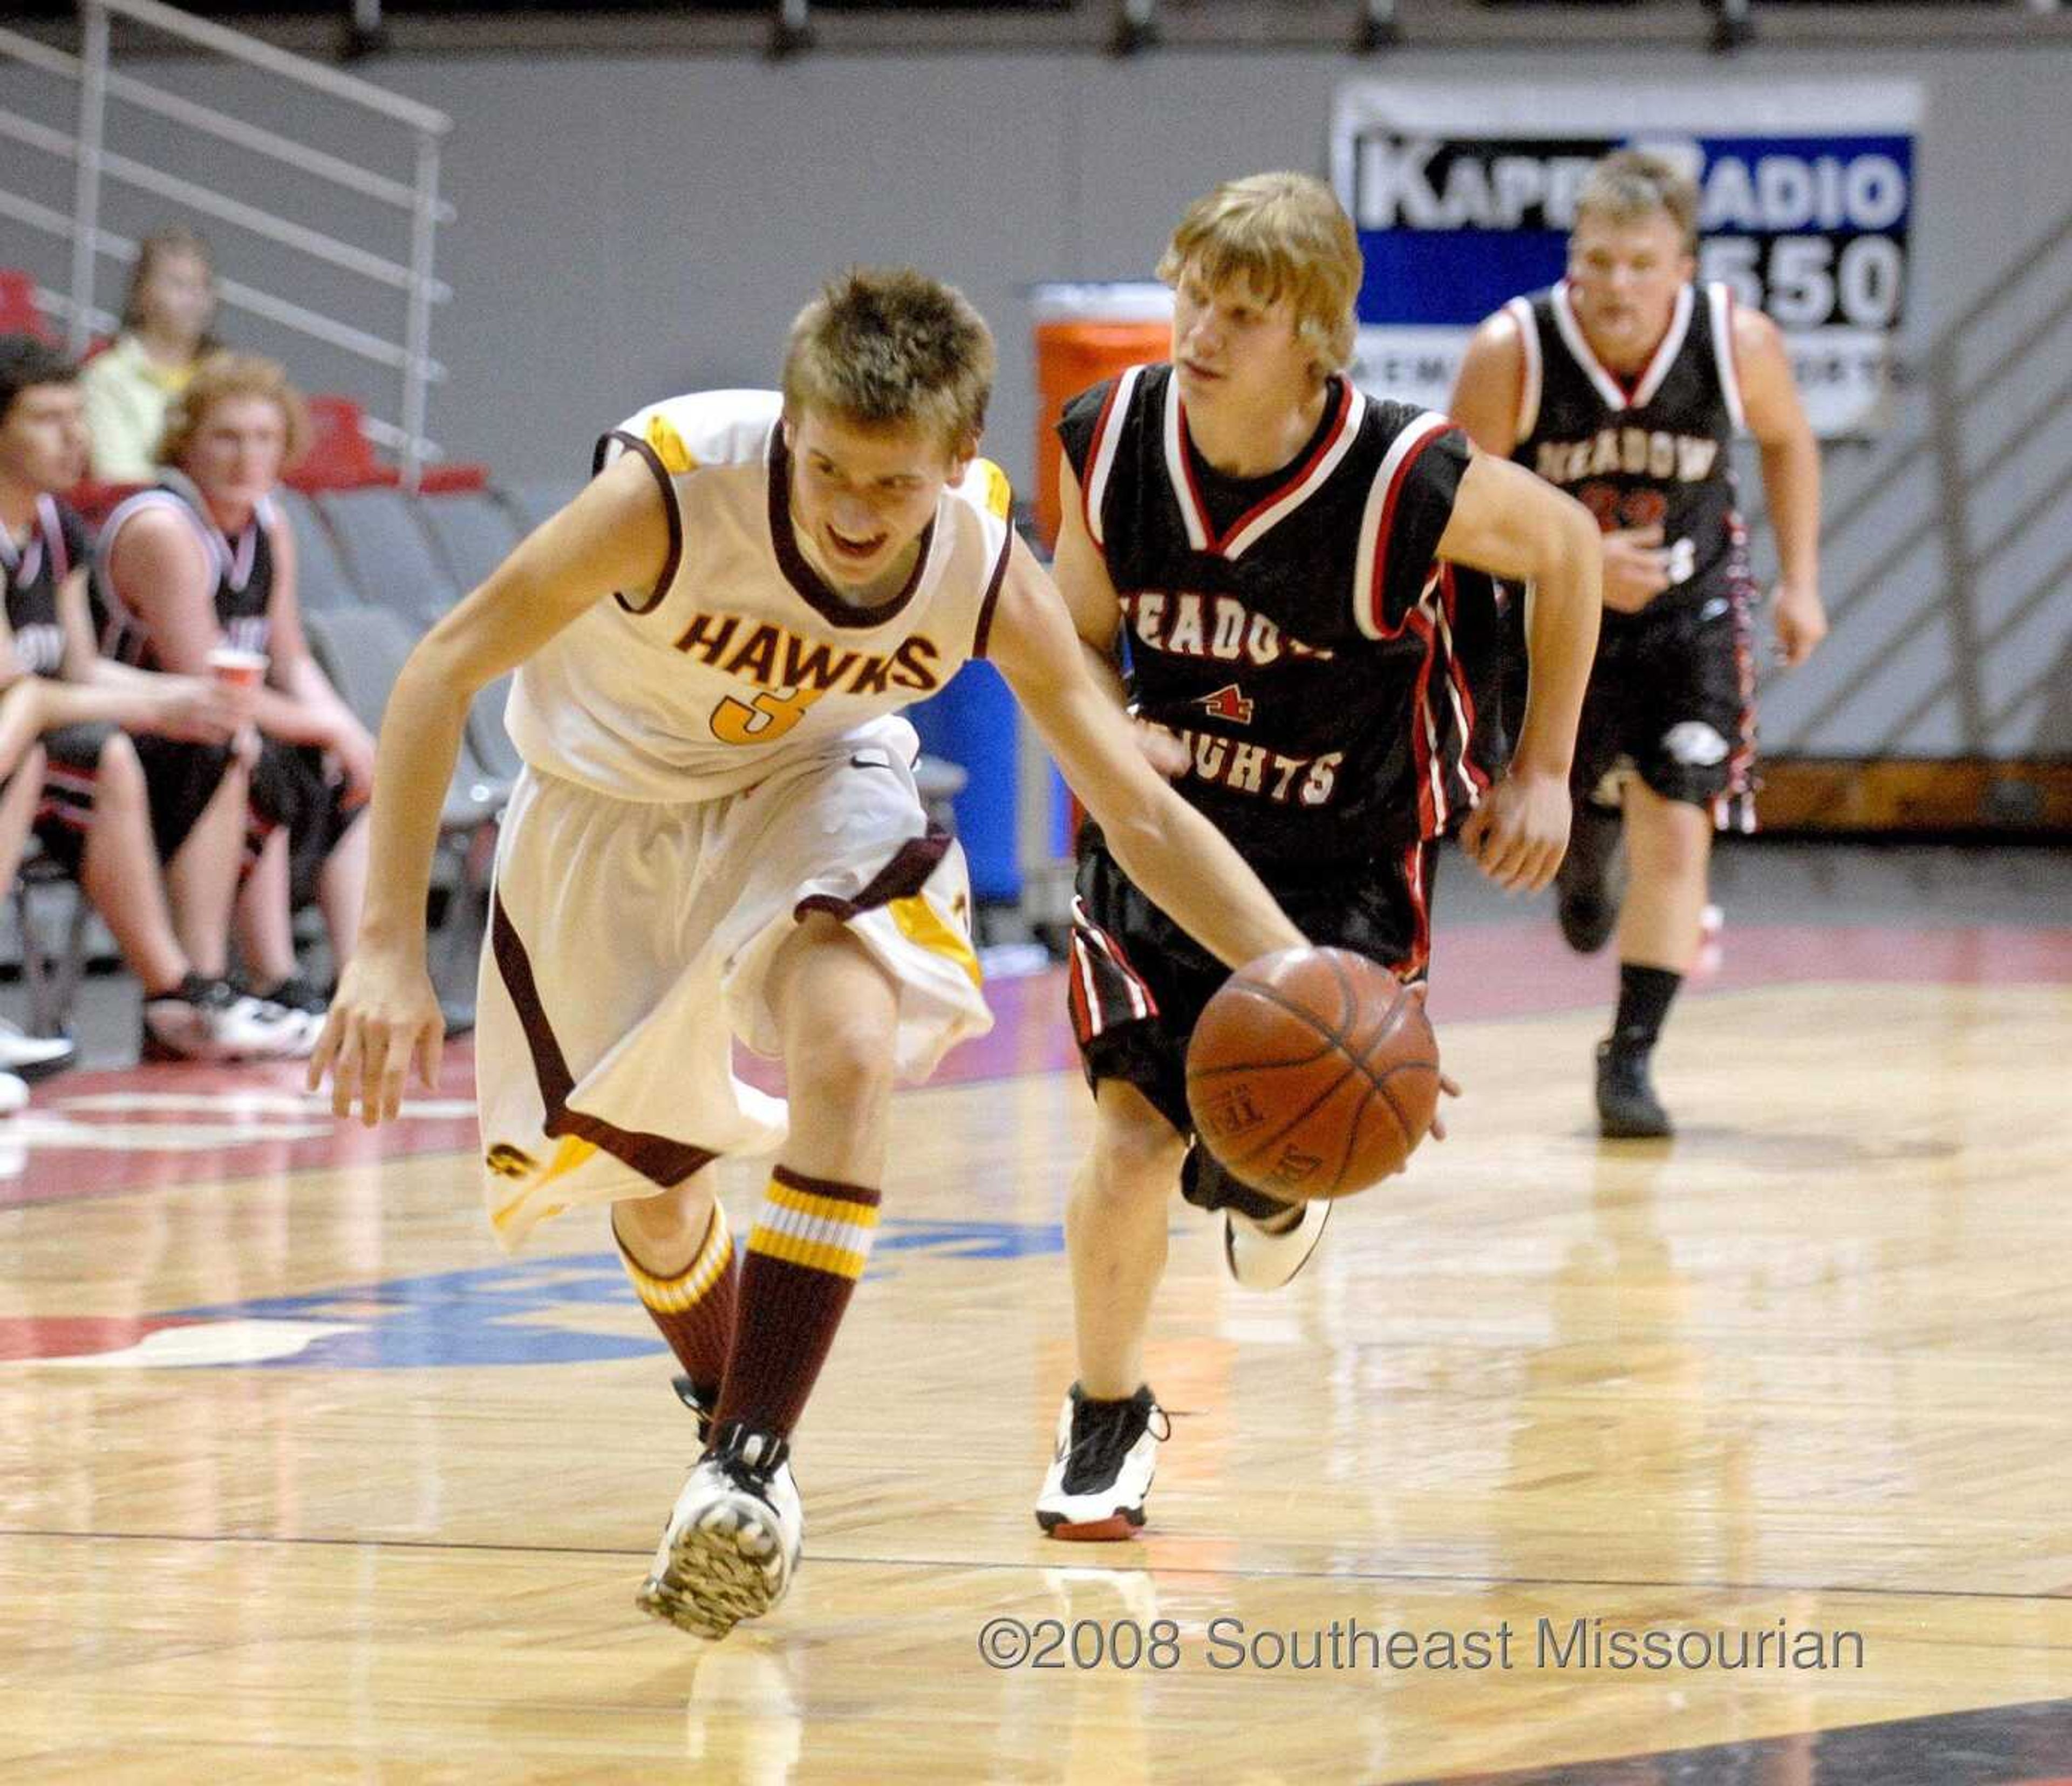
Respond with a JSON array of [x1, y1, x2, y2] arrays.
[[889, 893, 983, 989], [971, 457, 1012, 521], [645, 412, 699, 475]]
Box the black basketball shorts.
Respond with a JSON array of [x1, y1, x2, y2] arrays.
[[29, 721, 118, 876], [1065, 837, 1436, 1218], [249, 740, 365, 910], [1571, 584, 1759, 829]]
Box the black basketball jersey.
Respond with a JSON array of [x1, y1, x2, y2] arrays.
[[1, 494, 90, 677], [97, 469, 276, 669], [1509, 281, 1748, 604], [1058, 364, 1504, 878]]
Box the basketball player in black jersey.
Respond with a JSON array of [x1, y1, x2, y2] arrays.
[[1450, 149, 1826, 1139], [1035, 173, 1604, 1540], [0, 336, 309, 1067]]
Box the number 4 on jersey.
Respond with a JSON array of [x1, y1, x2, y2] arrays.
[[1199, 683, 1254, 725]]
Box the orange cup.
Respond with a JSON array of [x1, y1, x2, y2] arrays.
[[207, 645, 268, 688]]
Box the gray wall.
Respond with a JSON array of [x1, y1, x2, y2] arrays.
[[4, 39, 2070, 758]]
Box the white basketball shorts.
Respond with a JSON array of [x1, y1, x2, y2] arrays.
[[475, 717, 990, 1251]]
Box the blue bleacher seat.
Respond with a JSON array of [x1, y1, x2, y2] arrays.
[[414, 490, 521, 596], [315, 487, 461, 629], [271, 487, 364, 611], [496, 477, 584, 536]]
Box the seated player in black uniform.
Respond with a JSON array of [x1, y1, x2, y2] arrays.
[[98, 352, 376, 1033], [0, 335, 307, 1070], [1450, 149, 1826, 1138], [1035, 173, 1604, 1540]]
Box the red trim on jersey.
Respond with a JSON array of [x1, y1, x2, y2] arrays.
[[1406, 602, 1442, 837], [1715, 510, 1761, 834], [1171, 376, 1357, 561], [1400, 841, 1433, 980], [1437, 568, 1490, 795], [1364, 426, 1451, 640], [1066, 897, 1158, 1046]]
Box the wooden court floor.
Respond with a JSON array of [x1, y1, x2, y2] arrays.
[[4, 876, 2071, 1783]]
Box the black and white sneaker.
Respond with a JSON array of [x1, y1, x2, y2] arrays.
[[1223, 1200, 1331, 1289], [638, 1422, 803, 1640], [1034, 1383, 1168, 1542], [1556, 799, 1626, 955], [140, 974, 316, 1062]]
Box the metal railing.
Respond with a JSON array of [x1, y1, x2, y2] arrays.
[[0, 0, 452, 484]]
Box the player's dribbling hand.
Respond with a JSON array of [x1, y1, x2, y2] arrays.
[[306, 951, 445, 1128], [1770, 580, 1828, 667], [1459, 768, 1571, 894], [1600, 525, 1674, 613]]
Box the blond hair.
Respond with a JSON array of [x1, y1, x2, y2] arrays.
[[157, 351, 310, 468], [781, 267, 994, 456], [1574, 149, 1701, 255], [1156, 172, 1362, 377]]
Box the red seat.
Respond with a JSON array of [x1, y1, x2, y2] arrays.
[[0, 269, 59, 344], [284, 394, 401, 493], [283, 393, 488, 495], [415, 462, 489, 494]]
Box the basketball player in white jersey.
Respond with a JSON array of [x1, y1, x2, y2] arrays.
[[1450, 150, 1826, 1137], [307, 268, 1311, 1641]]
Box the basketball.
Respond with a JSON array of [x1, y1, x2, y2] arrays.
[[1185, 946, 1441, 1202]]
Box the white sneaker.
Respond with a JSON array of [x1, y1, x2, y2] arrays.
[[0, 1069, 27, 1116], [0, 1018, 75, 1081], [1222, 1199, 1331, 1290], [1035, 1384, 1167, 1542], [638, 1426, 803, 1640]]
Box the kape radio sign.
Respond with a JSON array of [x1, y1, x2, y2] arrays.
[[1330, 81, 1921, 437]]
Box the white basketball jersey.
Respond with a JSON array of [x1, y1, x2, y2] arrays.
[[506, 388, 1015, 801]]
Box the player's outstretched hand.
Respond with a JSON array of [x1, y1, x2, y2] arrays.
[[307, 950, 445, 1128], [1601, 525, 1673, 613], [1460, 768, 1571, 894]]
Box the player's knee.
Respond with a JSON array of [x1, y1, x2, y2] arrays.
[[787, 1011, 896, 1110], [1628, 792, 1710, 884], [1089, 1106, 1185, 1201]]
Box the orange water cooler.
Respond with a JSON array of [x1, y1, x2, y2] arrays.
[[1017, 284, 1176, 922], [1028, 282, 1174, 550]]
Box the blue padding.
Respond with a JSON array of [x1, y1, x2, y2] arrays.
[[906, 658, 1020, 902]]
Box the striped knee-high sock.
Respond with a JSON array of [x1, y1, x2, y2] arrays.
[[616, 1202, 739, 1408], [713, 1165, 881, 1440]]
